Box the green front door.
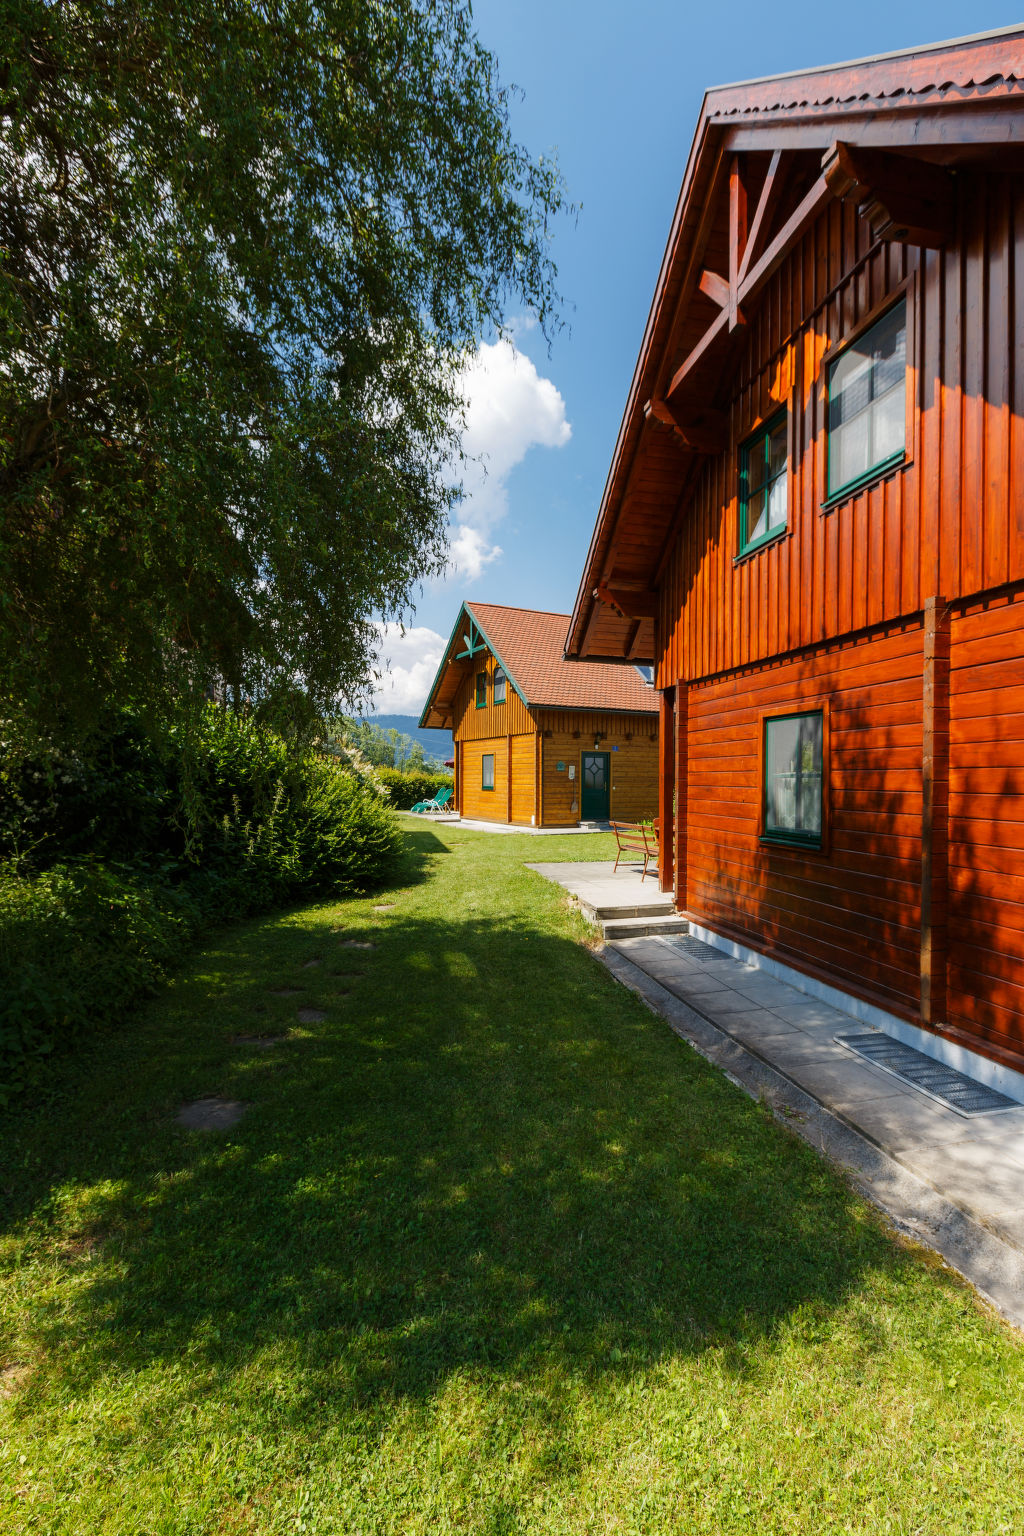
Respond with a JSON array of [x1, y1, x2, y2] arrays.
[[580, 751, 611, 822]]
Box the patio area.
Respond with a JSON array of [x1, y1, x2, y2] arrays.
[[527, 860, 1024, 1326]]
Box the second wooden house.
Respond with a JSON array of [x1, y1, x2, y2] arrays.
[[420, 602, 658, 826]]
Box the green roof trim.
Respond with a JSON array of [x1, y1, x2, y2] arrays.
[[418, 603, 530, 728]]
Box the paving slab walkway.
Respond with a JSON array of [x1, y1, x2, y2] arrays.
[[602, 932, 1024, 1326], [526, 861, 666, 916]]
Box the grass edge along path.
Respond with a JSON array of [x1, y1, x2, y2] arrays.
[[1, 822, 1023, 1535]]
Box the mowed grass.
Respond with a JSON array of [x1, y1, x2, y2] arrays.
[[1, 822, 1023, 1534]]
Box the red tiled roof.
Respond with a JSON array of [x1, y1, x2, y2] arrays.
[[467, 603, 657, 713]]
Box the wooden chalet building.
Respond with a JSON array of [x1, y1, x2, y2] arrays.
[[567, 28, 1024, 1079], [420, 603, 658, 826]]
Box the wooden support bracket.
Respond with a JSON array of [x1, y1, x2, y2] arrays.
[[823, 141, 955, 248], [644, 397, 728, 455]]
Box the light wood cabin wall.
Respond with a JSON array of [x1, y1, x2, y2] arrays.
[[451, 651, 535, 739], [459, 736, 511, 823], [535, 710, 658, 826]]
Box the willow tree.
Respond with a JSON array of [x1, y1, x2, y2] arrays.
[[0, 0, 564, 746]]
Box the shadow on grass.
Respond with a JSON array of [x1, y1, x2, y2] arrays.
[[2, 872, 908, 1428]]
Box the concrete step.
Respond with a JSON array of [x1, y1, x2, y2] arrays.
[[601, 914, 690, 940], [581, 900, 676, 922]]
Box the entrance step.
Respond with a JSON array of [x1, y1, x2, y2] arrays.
[[600, 914, 690, 940], [581, 899, 676, 922]]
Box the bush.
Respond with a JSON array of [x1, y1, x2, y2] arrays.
[[0, 707, 403, 1095], [375, 766, 453, 811], [0, 861, 198, 1102]]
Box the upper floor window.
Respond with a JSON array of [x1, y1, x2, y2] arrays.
[[475, 671, 487, 708], [739, 411, 788, 557], [493, 668, 507, 705], [827, 298, 906, 501]]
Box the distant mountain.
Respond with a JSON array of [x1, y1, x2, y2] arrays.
[[361, 714, 453, 766]]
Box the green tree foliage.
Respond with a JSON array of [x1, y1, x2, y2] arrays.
[[331, 715, 440, 772], [0, 1, 565, 748]]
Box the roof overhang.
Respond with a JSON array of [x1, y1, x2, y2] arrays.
[[418, 603, 528, 729], [565, 26, 1024, 662]]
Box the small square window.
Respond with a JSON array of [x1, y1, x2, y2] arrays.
[[827, 299, 906, 500], [493, 668, 507, 704], [739, 411, 788, 556], [475, 672, 487, 708], [763, 711, 823, 848], [481, 753, 495, 790]]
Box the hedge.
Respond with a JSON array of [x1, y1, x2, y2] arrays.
[[375, 766, 454, 811], [0, 707, 403, 1098]]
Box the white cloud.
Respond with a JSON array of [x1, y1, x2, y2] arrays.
[[367, 622, 447, 716], [446, 338, 571, 581]]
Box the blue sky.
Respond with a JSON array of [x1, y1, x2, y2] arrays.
[[370, 2, 1019, 714]]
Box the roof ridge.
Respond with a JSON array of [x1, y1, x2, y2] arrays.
[[707, 23, 1024, 95], [466, 600, 571, 619]]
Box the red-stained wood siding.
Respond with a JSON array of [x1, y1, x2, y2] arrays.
[[656, 173, 1024, 690], [684, 621, 925, 1020], [946, 592, 1024, 1064], [653, 169, 1024, 1067]]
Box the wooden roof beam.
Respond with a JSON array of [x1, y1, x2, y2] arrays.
[[822, 141, 956, 247], [645, 396, 727, 454], [728, 155, 747, 331], [594, 584, 658, 621], [737, 148, 783, 283]]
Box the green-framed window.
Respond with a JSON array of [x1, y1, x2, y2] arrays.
[[762, 711, 823, 848], [481, 753, 495, 791], [827, 299, 906, 501], [493, 668, 507, 705], [739, 411, 788, 556], [475, 671, 487, 708]]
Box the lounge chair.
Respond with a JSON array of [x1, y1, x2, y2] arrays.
[[410, 786, 454, 815]]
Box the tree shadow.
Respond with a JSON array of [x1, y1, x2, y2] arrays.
[[0, 892, 917, 1436]]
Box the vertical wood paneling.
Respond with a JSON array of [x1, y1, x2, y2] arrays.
[[658, 172, 1024, 692]]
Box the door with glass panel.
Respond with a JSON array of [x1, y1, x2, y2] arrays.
[[580, 751, 611, 822]]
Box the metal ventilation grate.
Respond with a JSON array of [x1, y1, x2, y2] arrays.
[[662, 934, 723, 963], [835, 1030, 1019, 1117]]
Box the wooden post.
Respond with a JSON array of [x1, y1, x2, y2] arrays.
[[659, 687, 676, 894], [535, 732, 543, 828], [921, 597, 950, 1027], [506, 735, 513, 824], [675, 685, 688, 912], [454, 740, 461, 815]]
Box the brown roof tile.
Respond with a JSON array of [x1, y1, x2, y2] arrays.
[[467, 603, 657, 713]]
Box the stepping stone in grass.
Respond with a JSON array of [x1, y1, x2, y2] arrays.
[[0, 1363, 29, 1399], [372, 904, 396, 913], [297, 1008, 327, 1024], [339, 940, 376, 950], [175, 1097, 247, 1131], [270, 988, 302, 997], [301, 959, 321, 969], [231, 1034, 282, 1050]]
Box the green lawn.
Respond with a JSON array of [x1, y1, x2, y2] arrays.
[[2, 823, 1023, 1534]]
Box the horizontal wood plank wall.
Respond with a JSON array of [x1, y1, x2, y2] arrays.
[[511, 735, 537, 824], [451, 651, 535, 740], [534, 709, 659, 739], [460, 737, 509, 822], [657, 172, 1024, 690], [946, 589, 1024, 1063], [539, 723, 659, 827], [686, 621, 925, 1019]]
